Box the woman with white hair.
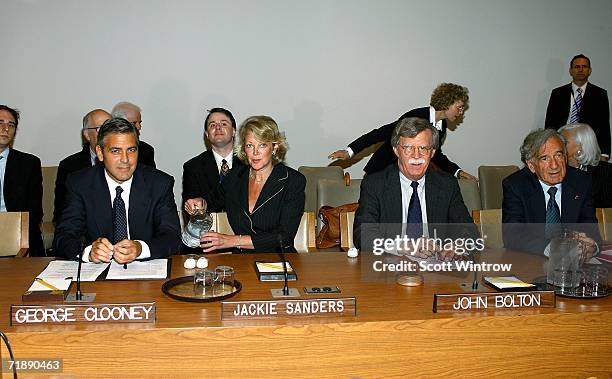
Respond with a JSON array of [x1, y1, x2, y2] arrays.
[[560, 123, 612, 207]]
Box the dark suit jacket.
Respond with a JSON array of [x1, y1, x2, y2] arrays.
[[588, 161, 612, 208], [3, 148, 44, 256], [545, 82, 610, 155], [53, 164, 181, 260], [206, 164, 306, 253], [502, 166, 599, 254], [182, 151, 244, 212], [353, 165, 475, 251], [54, 141, 156, 224], [348, 107, 461, 175], [138, 140, 156, 168]]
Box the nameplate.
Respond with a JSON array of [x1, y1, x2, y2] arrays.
[[10, 302, 156, 325], [433, 291, 555, 313], [221, 297, 356, 320]]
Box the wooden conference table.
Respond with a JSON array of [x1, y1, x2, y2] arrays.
[[0, 249, 610, 378]]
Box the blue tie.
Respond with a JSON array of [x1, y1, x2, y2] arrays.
[[545, 186, 561, 238], [406, 181, 422, 238], [112, 186, 128, 243], [570, 88, 582, 123]]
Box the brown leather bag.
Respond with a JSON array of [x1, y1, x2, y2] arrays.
[[316, 203, 359, 249]]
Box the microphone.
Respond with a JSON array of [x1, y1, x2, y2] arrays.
[[66, 248, 97, 302], [270, 234, 300, 298]]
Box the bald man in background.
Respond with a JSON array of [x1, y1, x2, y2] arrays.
[[111, 102, 156, 168], [54, 109, 111, 224]]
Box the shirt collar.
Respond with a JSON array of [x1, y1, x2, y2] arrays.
[[0, 147, 9, 160], [212, 149, 233, 166], [572, 82, 587, 93], [429, 106, 443, 131], [104, 169, 133, 194]]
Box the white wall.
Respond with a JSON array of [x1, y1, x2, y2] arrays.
[[2, 0, 611, 206]]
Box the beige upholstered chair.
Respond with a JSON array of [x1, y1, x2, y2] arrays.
[[209, 212, 316, 253], [596, 208, 612, 241], [478, 165, 519, 209], [0, 212, 29, 257], [41, 166, 58, 250], [298, 166, 344, 212], [458, 178, 481, 216], [472, 209, 503, 249], [339, 210, 355, 251]]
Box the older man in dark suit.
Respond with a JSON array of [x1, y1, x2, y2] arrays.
[[353, 117, 475, 256], [0, 105, 44, 256], [545, 54, 610, 159], [53, 118, 180, 262], [502, 129, 599, 256]]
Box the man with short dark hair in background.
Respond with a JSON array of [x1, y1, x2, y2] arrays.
[[53, 117, 180, 263], [54, 109, 111, 224], [502, 128, 599, 256], [111, 101, 156, 168], [182, 107, 244, 214], [545, 54, 610, 160], [0, 104, 44, 256]]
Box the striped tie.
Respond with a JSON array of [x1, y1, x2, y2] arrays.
[[545, 186, 561, 238], [569, 88, 582, 123]]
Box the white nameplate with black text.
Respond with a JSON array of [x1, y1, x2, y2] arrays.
[[221, 298, 356, 320], [10, 302, 156, 325]]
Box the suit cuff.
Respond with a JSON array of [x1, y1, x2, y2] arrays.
[[454, 169, 462, 178], [136, 240, 151, 259], [82, 245, 92, 262], [346, 147, 355, 158]]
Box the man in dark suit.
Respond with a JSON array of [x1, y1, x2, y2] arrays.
[[545, 54, 610, 159], [182, 107, 243, 213], [54, 109, 111, 224], [502, 129, 599, 256], [0, 105, 44, 256], [53, 117, 180, 263], [111, 102, 156, 168], [329, 83, 477, 180], [353, 117, 475, 256]]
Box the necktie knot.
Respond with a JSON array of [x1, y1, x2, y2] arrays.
[[410, 181, 419, 190], [115, 186, 123, 196], [577, 87, 582, 95], [547, 186, 557, 197]]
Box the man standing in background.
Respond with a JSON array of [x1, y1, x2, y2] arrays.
[[112, 101, 156, 167]]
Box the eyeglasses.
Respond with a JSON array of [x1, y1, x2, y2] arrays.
[[0, 120, 16, 130], [399, 145, 433, 154]]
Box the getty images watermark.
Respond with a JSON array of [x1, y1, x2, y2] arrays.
[[360, 224, 513, 274]]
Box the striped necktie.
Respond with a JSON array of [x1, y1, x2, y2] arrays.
[[545, 186, 561, 238], [570, 88, 582, 123]]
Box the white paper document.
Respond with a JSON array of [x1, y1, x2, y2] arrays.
[[106, 259, 169, 280], [37, 260, 109, 282], [27, 278, 72, 292]]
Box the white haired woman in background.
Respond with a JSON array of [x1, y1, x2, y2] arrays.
[[560, 123, 612, 208]]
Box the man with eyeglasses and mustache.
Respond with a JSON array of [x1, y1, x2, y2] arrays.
[[0, 104, 45, 256], [353, 117, 475, 257], [182, 107, 244, 214], [329, 83, 476, 180], [111, 101, 156, 168], [54, 109, 111, 225]]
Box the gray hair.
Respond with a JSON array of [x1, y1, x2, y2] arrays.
[[97, 117, 140, 150], [520, 129, 567, 164], [391, 117, 439, 149], [111, 101, 141, 119], [559, 123, 601, 166]]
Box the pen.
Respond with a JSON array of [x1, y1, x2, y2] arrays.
[[34, 278, 62, 292]]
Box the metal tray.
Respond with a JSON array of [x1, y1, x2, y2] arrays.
[[532, 276, 609, 299], [162, 276, 242, 303]]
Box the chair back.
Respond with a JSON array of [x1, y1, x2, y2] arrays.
[[0, 212, 29, 257], [596, 208, 612, 241], [340, 210, 356, 251], [478, 165, 519, 209], [298, 166, 344, 212], [458, 178, 481, 215], [472, 209, 503, 248], [294, 212, 317, 253], [317, 178, 361, 232], [41, 166, 58, 250]]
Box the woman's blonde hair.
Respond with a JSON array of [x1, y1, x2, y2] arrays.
[[235, 115, 288, 165]]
